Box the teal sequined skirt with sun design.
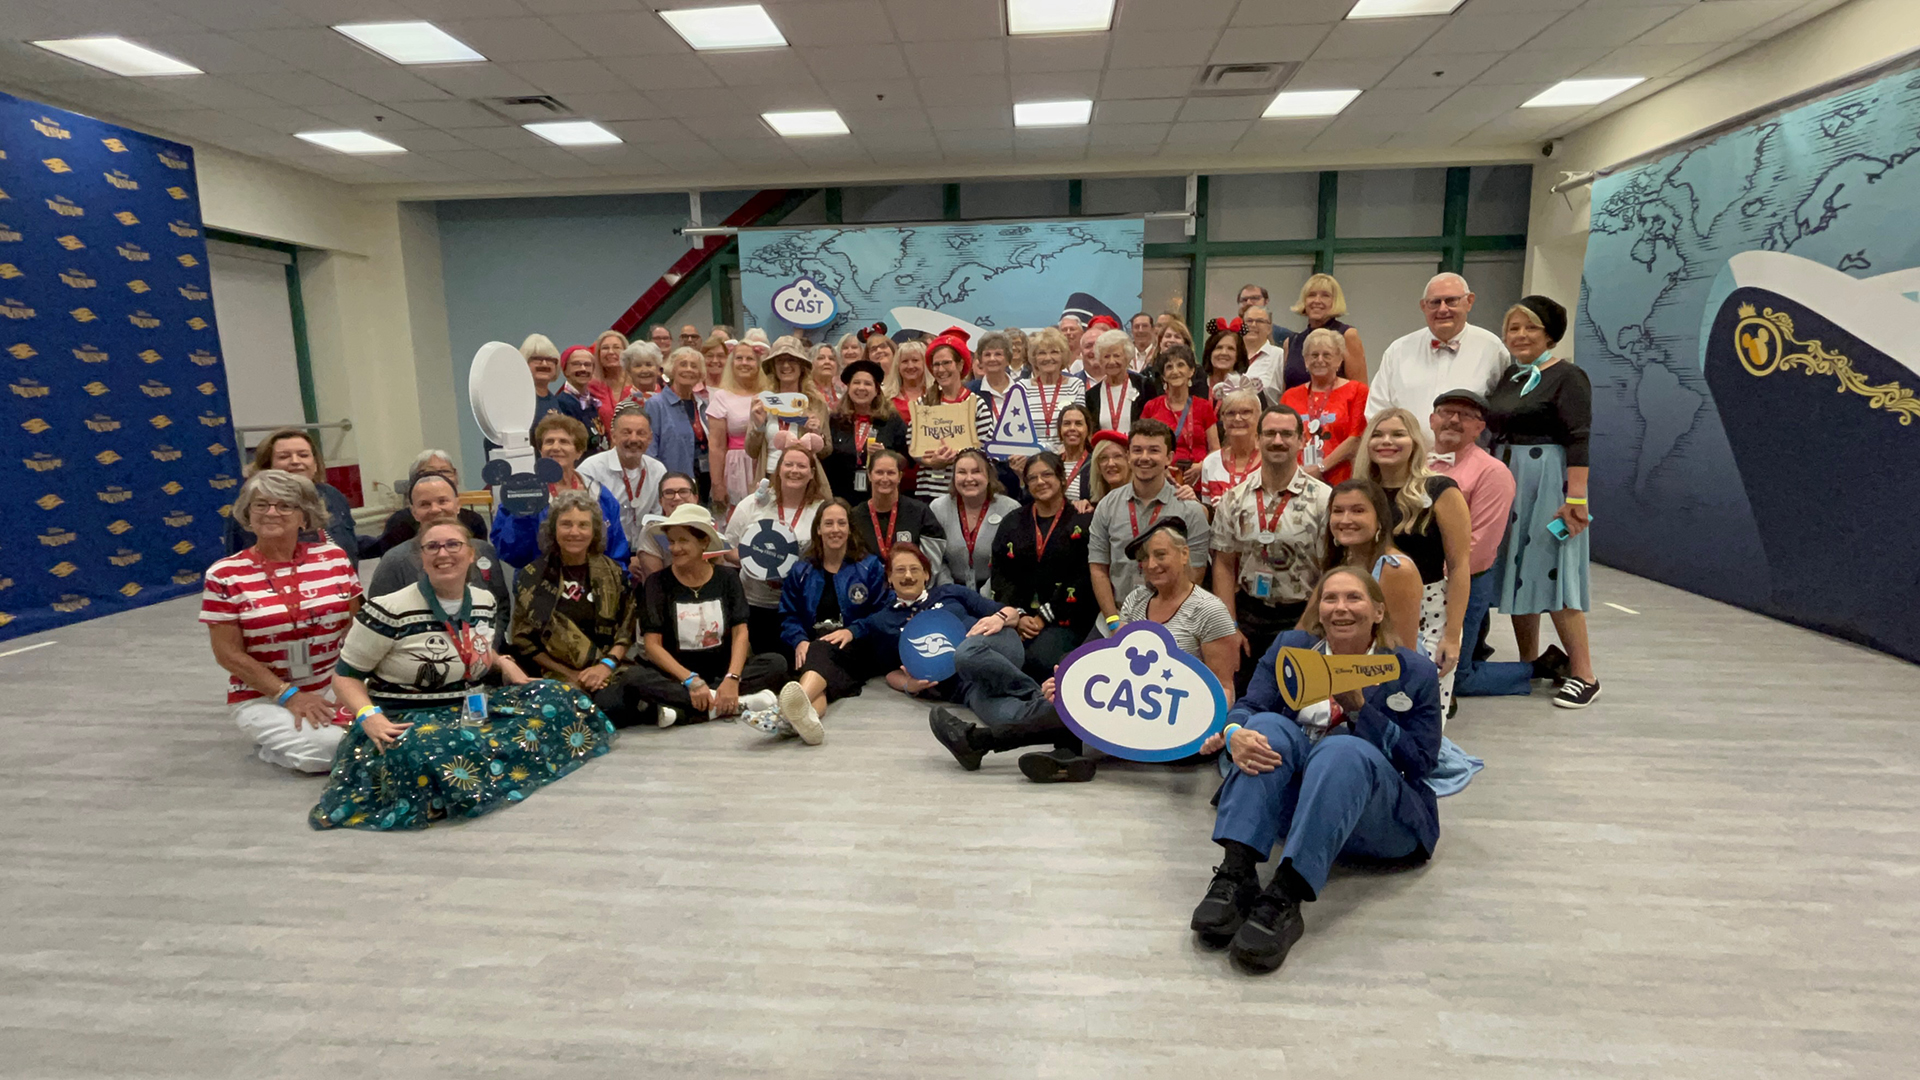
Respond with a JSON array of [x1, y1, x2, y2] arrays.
[[310, 680, 615, 831]]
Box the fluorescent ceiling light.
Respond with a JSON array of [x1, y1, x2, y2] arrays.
[[1007, 0, 1115, 35], [31, 37, 202, 77], [524, 120, 623, 146], [659, 5, 788, 51], [1522, 77, 1645, 108], [1015, 100, 1093, 127], [1263, 89, 1362, 118], [296, 130, 406, 154], [762, 110, 849, 137], [333, 22, 485, 65], [1345, 0, 1466, 19]]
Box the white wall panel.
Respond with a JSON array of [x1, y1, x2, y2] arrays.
[[206, 240, 303, 449]]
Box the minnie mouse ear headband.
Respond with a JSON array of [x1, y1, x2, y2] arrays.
[[1204, 316, 1245, 337], [1089, 428, 1129, 452], [926, 325, 974, 377], [855, 321, 890, 344]]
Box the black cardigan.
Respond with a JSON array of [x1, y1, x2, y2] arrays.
[[990, 505, 1096, 639], [823, 411, 909, 501]]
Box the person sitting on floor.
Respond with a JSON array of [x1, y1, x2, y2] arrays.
[[759, 499, 891, 745], [509, 490, 636, 709], [491, 414, 631, 568], [1188, 565, 1441, 974], [989, 451, 1095, 682], [367, 472, 513, 647]]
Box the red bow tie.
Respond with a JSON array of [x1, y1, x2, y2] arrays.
[[1430, 337, 1459, 353]]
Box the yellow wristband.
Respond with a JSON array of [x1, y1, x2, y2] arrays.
[[1564, 497, 1588, 505], [1222, 722, 1242, 741], [355, 704, 382, 721]]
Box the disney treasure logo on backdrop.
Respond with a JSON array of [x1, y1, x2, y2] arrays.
[[771, 276, 838, 329]]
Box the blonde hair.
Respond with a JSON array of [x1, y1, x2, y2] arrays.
[[592, 329, 629, 354], [1292, 273, 1349, 317], [519, 333, 559, 361], [1298, 565, 1401, 650], [1352, 408, 1439, 535], [1027, 327, 1069, 363], [882, 340, 927, 402], [1089, 439, 1131, 502], [720, 341, 768, 395]]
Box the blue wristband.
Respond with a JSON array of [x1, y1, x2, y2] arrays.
[[682, 673, 703, 688], [599, 657, 618, 670], [1222, 722, 1241, 743], [275, 684, 298, 706]]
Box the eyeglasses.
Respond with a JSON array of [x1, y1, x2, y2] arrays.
[[661, 486, 695, 498], [253, 500, 299, 516], [1422, 295, 1469, 310], [422, 539, 468, 554], [1243, 316, 1272, 327]]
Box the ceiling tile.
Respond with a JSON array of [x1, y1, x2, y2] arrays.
[[1426, 84, 1537, 124], [454, 125, 546, 148], [226, 28, 397, 69], [225, 70, 369, 106], [645, 141, 731, 168], [883, 0, 1003, 42], [901, 39, 1005, 77], [840, 107, 933, 134], [1527, 4, 1690, 51], [330, 67, 455, 103], [135, 108, 282, 143], [1094, 98, 1182, 124], [1577, 41, 1720, 78], [600, 117, 705, 142], [506, 59, 637, 95], [393, 99, 508, 128], [721, 137, 805, 165], [1109, 30, 1221, 69], [1232, 0, 1352, 24], [1209, 24, 1333, 65], [550, 90, 661, 121], [545, 12, 689, 55], [148, 0, 313, 31], [515, 0, 641, 13], [936, 128, 1014, 153], [1176, 96, 1270, 122], [1416, 11, 1567, 55], [1305, 126, 1395, 151], [283, 0, 416, 23], [1310, 17, 1446, 61], [1100, 67, 1199, 100], [1471, 47, 1611, 85], [1378, 52, 1504, 89], [1006, 35, 1110, 73], [1635, 0, 1802, 45], [600, 54, 723, 91], [925, 104, 1010, 129], [915, 77, 1011, 106], [404, 0, 531, 16], [306, 99, 428, 130], [702, 50, 819, 87], [1342, 87, 1441, 118], [1090, 122, 1170, 148], [442, 18, 588, 62], [226, 105, 341, 134], [1163, 119, 1251, 145], [425, 148, 538, 177], [825, 80, 922, 110], [1458, 0, 1580, 11], [369, 127, 471, 152], [1119, 0, 1238, 29], [412, 64, 546, 98], [1286, 56, 1400, 89], [643, 86, 750, 117], [777, 1, 897, 46], [1013, 126, 1090, 149], [140, 33, 291, 75], [801, 44, 909, 81], [1010, 71, 1101, 101]]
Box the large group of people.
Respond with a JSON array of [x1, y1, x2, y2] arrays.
[[201, 270, 1600, 973]]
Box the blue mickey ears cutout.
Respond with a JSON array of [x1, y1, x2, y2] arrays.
[[1124, 645, 1159, 676], [481, 458, 511, 485], [484, 455, 565, 516]]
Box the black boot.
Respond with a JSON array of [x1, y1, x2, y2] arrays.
[[1532, 644, 1571, 683], [1229, 886, 1305, 973], [1018, 746, 1095, 783], [1190, 865, 1258, 944], [929, 707, 985, 771]]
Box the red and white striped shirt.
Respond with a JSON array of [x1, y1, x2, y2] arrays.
[[199, 541, 363, 705]]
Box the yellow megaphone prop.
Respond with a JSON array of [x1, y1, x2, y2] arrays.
[[1277, 647, 1402, 711]]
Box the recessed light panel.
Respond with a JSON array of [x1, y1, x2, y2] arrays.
[[1262, 89, 1362, 119], [1522, 77, 1646, 108], [1014, 100, 1093, 127], [31, 38, 202, 77], [1007, 0, 1115, 35], [660, 5, 788, 51], [1346, 0, 1466, 19], [763, 110, 850, 137], [524, 121, 623, 146], [296, 130, 407, 154], [333, 22, 485, 65]]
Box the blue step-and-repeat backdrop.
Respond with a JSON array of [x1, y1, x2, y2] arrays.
[[0, 92, 237, 642]]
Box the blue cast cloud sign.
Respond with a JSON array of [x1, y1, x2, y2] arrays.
[[771, 276, 837, 329], [1053, 621, 1227, 762]]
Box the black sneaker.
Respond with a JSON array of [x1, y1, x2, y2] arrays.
[[1229, 890, 1305, 973], [1532, 644, 1571, 683], [1018, 747, 1096, 783], [1190, 866, 1258, 943], [929, 707, 985, 771], [1553, 676, 1600, 709]]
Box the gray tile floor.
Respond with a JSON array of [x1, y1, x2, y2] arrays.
[[2, 565, 1917, 1078]]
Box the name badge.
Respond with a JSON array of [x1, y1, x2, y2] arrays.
[[1251, 574, 1272, 600], [854, 472, 869, 493], [461, 689, 489, 728], [285, 639, 313, 679]]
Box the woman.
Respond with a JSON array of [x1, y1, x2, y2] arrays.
[[824, 358, 908, 500], [1198, 390, 1263, 507], [202, 470, 363, 773], [765, 499, 891, 744], [747, 336, 828, 481], [990, 452, 1095, 680], [863, 328, 897, 375], [706, 338, 769, 515], [1201, 326, 1256, 402], [1353, 409, 1472, 708], [1281, 327, 1369, 487], [509, 490, 636, 707], [1152, 318, 1195, 380], [696, 333, 731, 410], [912, 332, 995, 501], [589, 328, 632, 408], [967, 331, 1019, 424], [556, 344, 611, 453], [1140, 344, 1218, 486], [1082, 329, 1155, 436], [836, 332, 865, 372], [616, 504, 788, 728], [881, 339, 927, 423], [810, 342, 841, 411], [1281, 273, 1367, 390], [1051, 402, 1097, 508], [1087, 428, 1132, 504], [1116, 521, 1239, 695], [1011, 327, 1081, 467], [1005, 327, 1030, 376], [224, 427, 359, 558], [1189, 565, 1440, 974], [928, 448, 1022, 596], [619, 341, 664, 407], [722, 445, 829, 655], [491, 414, 630, 568], [1488, 295, 1599, 708], [1322, 479, 1425, 651], [313, 519, 612, 831], [366, 450, 487, 558]]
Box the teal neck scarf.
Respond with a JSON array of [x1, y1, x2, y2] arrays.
[[1511, 355, 1554, 396]]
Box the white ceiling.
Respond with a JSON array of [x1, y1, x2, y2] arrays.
[[0, 0, 1852, 195]]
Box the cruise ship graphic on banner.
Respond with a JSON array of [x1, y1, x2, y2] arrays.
[[1702, 250, 1920, 658]]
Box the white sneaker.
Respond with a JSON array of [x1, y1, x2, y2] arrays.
[[741, 689, 779, 712], [780, 681, 824, 746], [656, 706, 678, 729]]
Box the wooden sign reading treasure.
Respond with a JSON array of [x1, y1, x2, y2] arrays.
[[907, 401, 980, 457]]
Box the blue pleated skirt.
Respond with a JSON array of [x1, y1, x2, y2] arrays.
[[1494, 442, 1590, 615]]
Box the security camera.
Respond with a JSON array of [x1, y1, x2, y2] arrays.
[[1541, 139, 1562, 158]]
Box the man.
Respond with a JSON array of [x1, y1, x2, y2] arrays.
[[1241, 305, 1284, 405], [1130, 311, 1156, 369], [1057, 312, 1085, 349], [525, 334, 565, 432], [643, 345, 709, 502], [368, 472, 513, 647], [1367, 272, 1509, 443], [679, 324, 702, 347], [633, 471, 699, 578], [649, 324, 674, 352], [1426, 389, 1532, 699], [850, 449, 947, 577], [1088, 419, 1212, 627], [1072, 325, 1103, 378], [1237, 283, 1289, 346], [1211, 405, 1331, 696], [578, 402, 667, 569]]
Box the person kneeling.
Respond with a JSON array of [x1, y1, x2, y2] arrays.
[[1188, 565, 1441, 973]]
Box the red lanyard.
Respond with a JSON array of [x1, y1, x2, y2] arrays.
[[958, 502, 988, 562], [620, 466, 645, 506], [777, 499, 806, 532], [1104, 380, 1129, 428], [1254, 486, 1294, 533], [1224, 449, 1259, 488], [854, 416, 872, 464], [443, 618, 483, 674], [1032, 506, 1066, 561], [819, 381, 839, 410], [1033, 378, 1064, 436], [1060, 452, 1088, 497], [1127, 499, 1163, 539], [941, 386, 973, 405], [250, 545, 310, 628], [869, 503, 897, 559], [985, 381, 1009, 423]]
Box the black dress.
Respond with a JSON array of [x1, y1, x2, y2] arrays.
[[991, 505, 1096, 679], [823, 411, 909, 501], [1382, 475, 1459, 586]]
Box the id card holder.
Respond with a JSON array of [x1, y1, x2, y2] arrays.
[[854, 471, 869, 493], [461, 689, 488, 728], [1252, 574, 1272, 600], [696, 449, 711, 474], [285, 639, 314, 679]]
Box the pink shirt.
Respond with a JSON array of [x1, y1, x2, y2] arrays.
[[1429, 442, 1514, 575]]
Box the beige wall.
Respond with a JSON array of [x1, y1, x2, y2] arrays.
[[1524, 0, 1920, 359]]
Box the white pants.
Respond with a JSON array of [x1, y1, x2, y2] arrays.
[[232, 699, 344, 773]]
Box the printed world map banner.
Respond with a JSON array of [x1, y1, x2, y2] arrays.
[[1577, 63, 1920, 661], [0, 93, 237, 642], [739, 218, 1144, 338]]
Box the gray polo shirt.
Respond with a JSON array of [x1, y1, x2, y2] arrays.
[[1087, 478, 1211, 606]]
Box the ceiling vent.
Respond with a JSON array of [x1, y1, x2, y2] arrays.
[[1191, 62, 1297, 97], [478, 95, 573, 122]]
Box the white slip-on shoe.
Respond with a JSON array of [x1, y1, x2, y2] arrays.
[[656, 706, 678, 729], [780, 682, 824, 746]]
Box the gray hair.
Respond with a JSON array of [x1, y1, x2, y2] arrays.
[[1300, 326, 1345, 359], [666, 344, 704, 371], [622, 341, 663, 371], [1425, 272, 1472, 297], [409, 448, 456, 481], [1094, 327, 1134, 361], [976, 330, 1010, 358], [235, 469, 327, 534], [538, 489, 606, 558], [520, 333, 559, 361]]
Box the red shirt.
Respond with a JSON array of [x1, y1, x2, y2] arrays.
[[199, 541, 362, 705], [1141, 394, 1217, 467], [1281, 379, 1369, 487]]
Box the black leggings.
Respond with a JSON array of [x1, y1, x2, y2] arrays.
[[595, 654, 789, 727], [801, 637, 899, 704]]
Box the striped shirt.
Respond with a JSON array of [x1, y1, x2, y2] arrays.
[[1014, 373, 1083, 451], [337, 583, 499, 711], [199, 542, 362, 705]]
